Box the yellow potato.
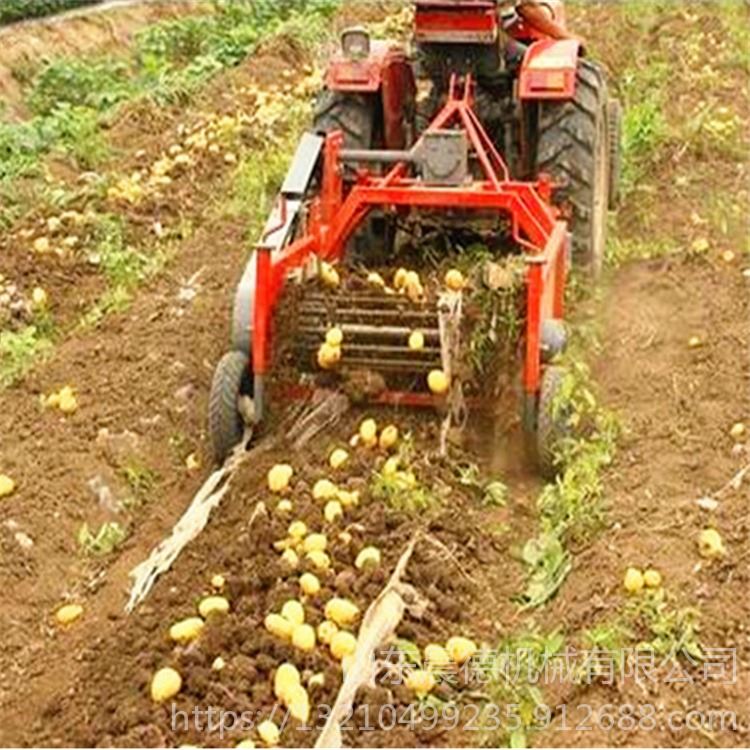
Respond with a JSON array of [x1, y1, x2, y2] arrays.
[[150, 667, 182, 702], [257, 719, 280, 747], [288, 521, 307, 540], [408, 330, 425, 351], [623, 568, 644, 594], [355, 547, 381, 570], [211, 574, 225, 590], [446, 636, 478, 665], [427, 370, 450, 395], [424, 644, 451, 670], [55, 603, 83, 626], [0, 474, 16, 498], [274, 662, 301, 704], [265, 613, 293, 641], [169, 617, 205, 644], [198, 596, 230, 618], [306, 550, 331, 571], [444, 269, 466, 291], [281, 599, 305, 626], [268, 464, 293, 493], [286, 684, 310, 723], [330, 630, 358, 660], [643, 569, 662, 588], [326, 327, 344, 347], [393, 268, 409, 290], [324, 500, 343, 524], [324, 597, 360, 627], [379, 425, 399, 450], [359, 418, 377, 443], [317, 620, 338, 645], [277, 499, 293, 514], [300, 573, 321, 597], [313, 479, 338, 501], [698, 528, 726, 558], [329, 448, 349, 470], [303, 533, 328, 554], [292, 623, 316, 652], [405, 669, 436, 697], [281, 548, 299, 568]]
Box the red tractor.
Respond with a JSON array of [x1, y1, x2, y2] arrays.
[[209, 0, 621, 472]]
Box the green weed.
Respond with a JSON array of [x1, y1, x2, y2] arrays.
[[626, 589, 703, 661], [483, 629, 566, 748], [0, 326, 53, 388], [120, 460, 157, 502], [77, 521, 128, 556], [518, 352, 619, 609]]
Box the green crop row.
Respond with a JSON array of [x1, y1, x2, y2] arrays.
[[0, 0, 101, 26]]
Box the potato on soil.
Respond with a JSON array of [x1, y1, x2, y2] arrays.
[[446, 636, 477, 664], [292, 623, 316, 652], [379, 425, 399, 450], [277, 499, 293, 513], [268, 464, 293, 493], [199, 595, 230, 618], [424, 644, 451, 670], [0, 474, 16, 498], [359, 418, 377, 443], [330, 630, 357, 660], [355, 546, 381, 570], [257, 719, 280, 747], [698, 528, 726, 558], [274, 662, 301, 704], [281, 599, 305, 626], [287, 684, 311, 723], [313, 479, 337, 501], [324, 500, 343, 523], [329, 448, 349, 470], [444, 268, 466, 291], [643, 569, 662, 588], [150, 667, 182, 702], [169, 617, 205, 644], [303, 533, 328, 554], [428, 370, 450, 395], [326, 327, 344, 347], [325, 597, 360, 627], [306, 550, 331, 570], [405, 669, 436, 697], [55, 603, 83, 626], [281, 548, 299, 568], [623, 567, 644, 594], [288, 520, 307, 539], [408, 330, 425, 351], [300, 572, 321, 596], [317, 620, 338, 645], [212, 656, 226, 671], [265, 613, 293, 640]]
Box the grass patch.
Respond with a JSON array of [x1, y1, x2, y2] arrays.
[[0, 325, 54, 388]]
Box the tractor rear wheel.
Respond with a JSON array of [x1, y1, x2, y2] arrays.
[[536, 365, 570, 478], [209, 351, 253, 464], [313, 90, 387, 260], [314, 90, 376, 152], [536, 60, 610, 275]]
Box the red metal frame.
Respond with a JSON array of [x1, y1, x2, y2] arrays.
[[252, 76, 567, 410], [414, 1, 499, 44]]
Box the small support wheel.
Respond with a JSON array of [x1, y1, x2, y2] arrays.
[[209, 351, 253, 464], [536, 365, 570, 479]]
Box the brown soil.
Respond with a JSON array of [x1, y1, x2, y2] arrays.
[[0, 0, 210, 120], [0, 2, 747, 749]]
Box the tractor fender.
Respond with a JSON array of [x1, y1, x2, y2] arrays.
[[326, 41, 416, 149], [231, 252, 256, 357], [518, 38, 582, 101]]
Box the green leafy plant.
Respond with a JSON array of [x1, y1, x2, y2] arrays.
[[77, 521, 128, 556], [0, 326, 53, 388]]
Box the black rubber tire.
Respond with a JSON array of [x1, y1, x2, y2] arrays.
[[313, 90, 387, 260], [313, 89, 376, 154], [607, 98, 623, 209], [209, 351, 252, 465], [536, 60, 610, 275], [536, 365, 569, 479]]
